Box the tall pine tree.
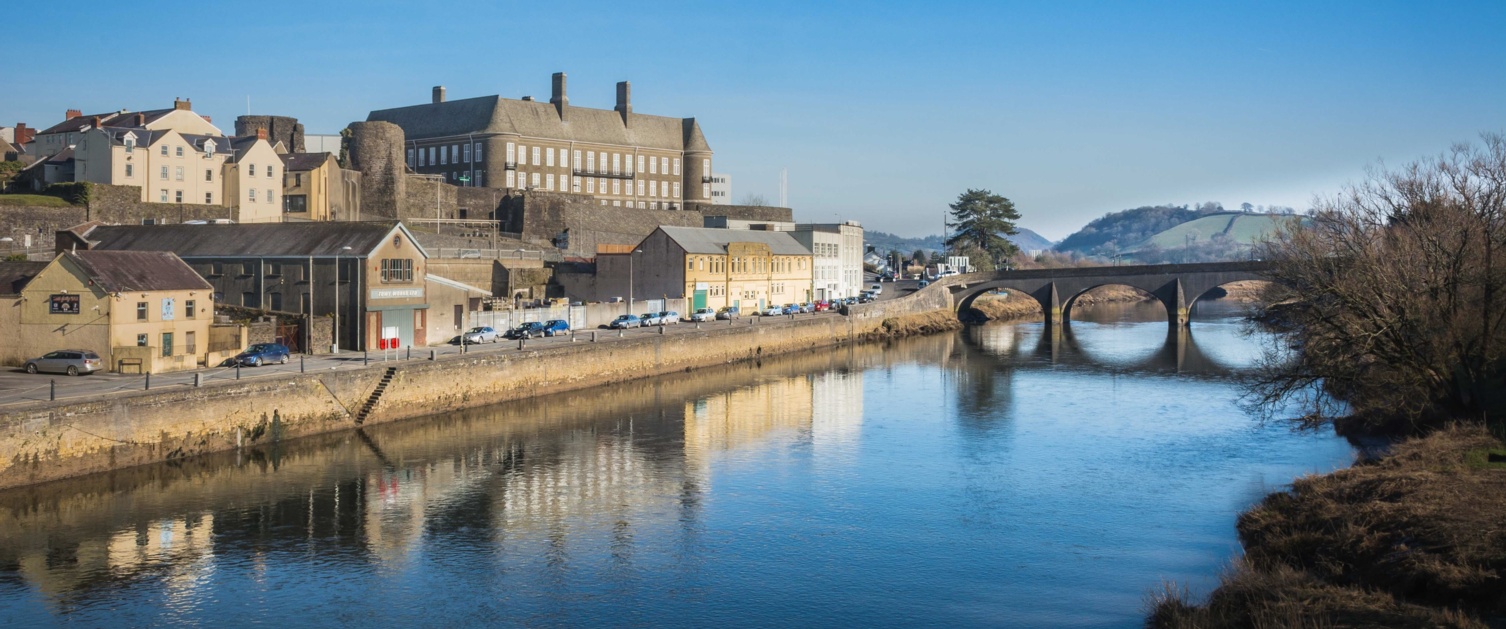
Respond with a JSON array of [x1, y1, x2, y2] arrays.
[[945, 189, 1021, 266]]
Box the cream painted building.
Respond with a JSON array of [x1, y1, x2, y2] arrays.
[[73, 127, 231, 205], [3, 251, 215, 373], [223, 133, 284, 223], [31, 99, 221, 176]]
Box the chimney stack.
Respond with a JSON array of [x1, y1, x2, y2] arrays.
[[14, 123, 32, 145], [615, 81, 632, 126], [134, 113, 146, 127], [550, 72, 568, 121], [256, 127, 267, 141], [173, 98, 192, 111], [65, 109, 82, 120], [432, 85, 446, 104], [90, 116, 102, 128]]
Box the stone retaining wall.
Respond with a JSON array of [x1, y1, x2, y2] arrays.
[[0, 289, 959, 490]]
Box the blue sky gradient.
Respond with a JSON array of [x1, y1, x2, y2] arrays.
[[9, 1, 1505, 239]]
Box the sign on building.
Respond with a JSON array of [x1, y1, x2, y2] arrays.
[[49, 294, 79, 314]]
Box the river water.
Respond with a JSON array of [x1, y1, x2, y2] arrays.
[[0, 302, 1353, 628]]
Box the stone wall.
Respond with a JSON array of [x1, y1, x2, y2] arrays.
[[235, 115, 304, 153], [86, 184, 233, 224], [504, 190, 703, 256], [400, 175, 458, 222], [688, 202, 794, 223], [345, 121, 405, 219], [0, 289, 958, 489]]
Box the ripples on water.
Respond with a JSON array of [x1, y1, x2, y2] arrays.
[[0, 301, 1352, 628]]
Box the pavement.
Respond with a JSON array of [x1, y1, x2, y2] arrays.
[[0, 309, 857, 409]]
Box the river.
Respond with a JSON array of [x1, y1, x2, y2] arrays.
[[0, 301, 1354, 628]]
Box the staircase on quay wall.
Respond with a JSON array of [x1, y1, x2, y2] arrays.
[[354, 367, 398, 424]]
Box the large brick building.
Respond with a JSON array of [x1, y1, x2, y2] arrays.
[[367, 73, 713, 210]]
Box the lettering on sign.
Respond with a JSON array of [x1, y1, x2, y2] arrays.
[[49, 294, 80, 314], [695, 282, 709, 291], [161, 297, 175, 321], [369, 288, 424, 300]]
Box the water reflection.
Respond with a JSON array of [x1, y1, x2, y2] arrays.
[[0, 303, 1349, 628]]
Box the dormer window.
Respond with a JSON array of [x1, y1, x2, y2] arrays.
[[123, 132, 136, 152], [204, 140, 216, 156]]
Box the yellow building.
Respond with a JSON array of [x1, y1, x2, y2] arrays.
[[5, 251, 215, 373], [279, 152, 363, 221], [598, 226, 813, 312]]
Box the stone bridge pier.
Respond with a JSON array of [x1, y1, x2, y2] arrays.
[[946, 262, 1272, 330]]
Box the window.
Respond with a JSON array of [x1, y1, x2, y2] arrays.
[[531, 172, 540, 188], [160, 144, 168, 156], [650, 181, 657, 197], [185, 331, 196, 355], [267, 165, 274, 178], [637, 180, 645, 196], [639, 155, 647, 173], [428, 147, 435, 165], [587, 152, 595, 173], [532, 146, 541, 166], [407, 148, 415, 167], [161, 332, 173, 357], [573, 150, 582, 170], [417, 147, 425, 167], [249, 164, 256, 177], [205, 169, 213, 182], [649, 156, 657, 174], [267, 189, 275, 204], [270, 292, 283, 311], [506, 142, 516, 164], [612, 153, 621, 175], [136, 334, 147, 347], [440, 146, 447, 165], [702, 158, 710, 174], [136, 302, 147, 320], [505, 170, 515, 188], [612, 180, 620, 195], [160, 189, 168, 202], [474, 142, 483, 160], [451, 145, 458, 164], [559, 148, 567, 169], [175, 146, 183, 157], [476, 171, 484, 186], [661, 157, 669, 175], [546, 173, 555, 191], [599, 152, 607, 173], [186, 300, 196, 318], [249, 189, 257, 202], [463, 143, 471, 163], [587, 178, 595, 194], [546, 147, 554, 167], [673, 158, 681, 175], [160, 166, 168, 180], [125, 164, 133, 177], [175, 166, 183, 181], [572, 176, 581, 192], [175, 190, 183, 203], [205, 192, 213, 203], [242, 291, 257, 307], [380, 258, 414, 282], [293, 173, 302, 187]]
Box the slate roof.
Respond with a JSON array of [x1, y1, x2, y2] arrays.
[[0, 261, 47, 294], [79, 222, 426, 259], [94, 127, 166, 147], [44, 147, 74, 164], [280, 152, 333, 172], [368, 95, 711, 153], [38, 109, 172, 136], [179, 133, 225, 154], [63, 250, 213, 292], [656, 226, 811, 256]]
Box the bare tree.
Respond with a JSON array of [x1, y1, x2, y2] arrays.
[[739, 193, 769, 207], [1250, 134, 1506, 431]]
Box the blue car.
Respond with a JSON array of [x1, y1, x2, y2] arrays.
[[781, 303, 800, 315], [542, 319, 571, 336], [235, 343, 290, 367]]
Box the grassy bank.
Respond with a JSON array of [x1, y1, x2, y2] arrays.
[[1149, 425, 1506, 628], [0, 194, 76, 208]]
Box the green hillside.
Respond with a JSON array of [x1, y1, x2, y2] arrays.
[[1131, 213, 1303, 251]]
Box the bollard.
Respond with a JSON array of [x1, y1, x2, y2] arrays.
[[430, 349, 436, 361], [363, 351, 369, 366], [194, 373, 201, 388], [236, 364, 241, 380], [696, 322, 700, 330], [618, 329, 623, 338], [300, 355, 305, 373], [659, 325, 665, 335], [518, 337, 525, 350], [50, 379, 55, 401], [145, 373, 150, 390], [407, 346, 411, 361], [592, 331, 597, 343]]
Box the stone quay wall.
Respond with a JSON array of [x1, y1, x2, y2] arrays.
[[0, 283, 958, 490]]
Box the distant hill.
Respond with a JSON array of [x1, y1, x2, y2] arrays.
[[865, 227, 1053, 255], [1055, 204, 1219, 255], [1131, 213, 1302, 252]]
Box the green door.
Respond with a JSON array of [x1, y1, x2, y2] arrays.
[[693, 289, 707, 310]]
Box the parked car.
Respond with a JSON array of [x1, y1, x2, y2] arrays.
[[781, 303, 800, 315], [858, 293, 875, 304], [690, 307, 718, 322], [716, 306, 741, 320], [505, 322, 546, 339], [870, 284, 883, 295], [639, 312, 663, 326], [461, 326, 498, 343], [814, 300, 831, 312], [23, 349, 102, 376], [234, 343, 290, 367], [762, 305, 783, 316], [918, 280, 930, 289], [658, 311, 680, 325], [542, 320, 571, 337], [609, 314, 641, 329]]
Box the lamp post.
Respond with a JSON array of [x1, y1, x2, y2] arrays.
[[334, 245, 351, 353], [628, 248, 642, 316]]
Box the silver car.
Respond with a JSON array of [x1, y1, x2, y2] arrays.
[[24, 349, 103, 376], [690, 307, 717, 322]]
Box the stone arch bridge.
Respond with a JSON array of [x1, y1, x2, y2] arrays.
[[938, 261, 1273, 329]]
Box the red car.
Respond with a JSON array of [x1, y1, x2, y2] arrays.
[[813, 300, 831, 312]]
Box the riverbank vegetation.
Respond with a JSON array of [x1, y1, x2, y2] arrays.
[[1149, 135, 1506, 628]]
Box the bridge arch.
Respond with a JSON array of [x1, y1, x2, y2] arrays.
[[947, 262, 1274, 330]]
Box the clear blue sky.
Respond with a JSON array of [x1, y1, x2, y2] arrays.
[[9, 0, 1505, 240]]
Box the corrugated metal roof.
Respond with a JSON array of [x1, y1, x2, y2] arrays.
[[65, 251, 213, 292], [657, 226, 811, 256], [82, 222, 425, 259]]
